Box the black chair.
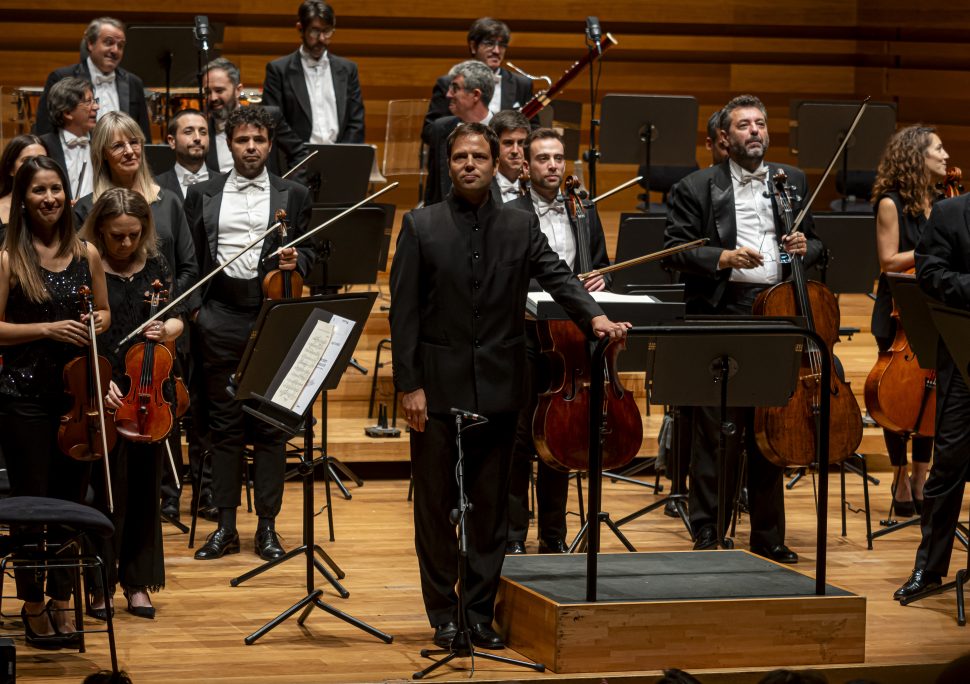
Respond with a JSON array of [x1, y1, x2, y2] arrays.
[[0, 496, 118, 672]]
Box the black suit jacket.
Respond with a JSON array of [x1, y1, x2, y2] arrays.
[[662, 161, 822, 313], [38, 131, 67, 182], [422, 67, 533, 144], [183, 172, 314, 292], [205, 106, 308, 183], [34, 62, 152, 141], [155, 165, 222, 200], [423, 115, 461, 206], [389, 192, 604, 414], [916, 194, 970, 310], [261, 50, 365, 144]]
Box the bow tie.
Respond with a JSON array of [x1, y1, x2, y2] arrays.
[[536, 199, 566, 217], [503, 184, 522, 198], [234, 176, 265, 192], [183, 172, 205, 186], [65, 137, 89, 149], [739, 168, 768, 185], [94, 72, 115, 86]]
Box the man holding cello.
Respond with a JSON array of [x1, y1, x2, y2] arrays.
[[662, 94, 823, 562]]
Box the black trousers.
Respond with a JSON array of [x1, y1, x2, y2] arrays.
[[197, 299, 286, 518], [915, 342, 970, 577], [508, 327, 569, 544], [411, 411, 516, 627]]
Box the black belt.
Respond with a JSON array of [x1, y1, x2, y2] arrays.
[[725, 281, 772, 296], [207, 271, 263, 308]]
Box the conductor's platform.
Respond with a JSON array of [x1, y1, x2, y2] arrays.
[[496, 550, 866, 674]]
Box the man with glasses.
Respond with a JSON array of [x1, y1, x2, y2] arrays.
[[38, 77, 100, 200], [262, 1, 365, 145], [422, 17, 533, 144], [34, 17, 151, 140]]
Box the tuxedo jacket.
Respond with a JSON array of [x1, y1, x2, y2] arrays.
[[916, 194, 970, 310], [421, 67, 533, 144], [204, 106, 308, 183], [261, 50, 365, 144], [663, 161, 823, 313], [34, 62, 152, 141], [38, 131, 67, 187], [390, 193, 604, 414], [422, 115, 461, 206], [155, 165, 222, 200], [183, 172, 315, 294]]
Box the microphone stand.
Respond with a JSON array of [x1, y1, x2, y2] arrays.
[[583, 23, 602, 198], [194, 16, 210, 116]]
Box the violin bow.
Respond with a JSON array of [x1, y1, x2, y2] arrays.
[[591, 176, 643, 205], [84, 294, 115, 513], [282, 150, 317, 179], [578, 238, 708, 282]]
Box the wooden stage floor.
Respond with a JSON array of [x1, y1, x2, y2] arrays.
[[9, 469, 969, 683]]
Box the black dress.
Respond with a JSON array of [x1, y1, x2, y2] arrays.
[[0, 252, 93, 602]]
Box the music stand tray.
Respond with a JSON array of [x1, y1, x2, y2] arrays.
[[305, 144, 374, 205], [304, 205, 388, 288]]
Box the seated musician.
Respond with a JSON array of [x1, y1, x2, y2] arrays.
[[184, 106, 314, 562], [34, 17, 152, 141], [489, 110, 530, 202], [156, 109, 219, 200], [505, 127, 611, 554], [38, 78, 99, 202], [662, 94, 823, 563], [262, 1, 365, 145], [424, 60, 495, 206], [421, 17, 532, 144], [389, 122, 628, 649]]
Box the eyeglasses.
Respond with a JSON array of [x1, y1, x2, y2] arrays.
[[108, 139, 142, 156], [79, 97, 100, 108], [479, 40, 509, 49], [305, 27, 335, 39], [447, 82, 467, 93]]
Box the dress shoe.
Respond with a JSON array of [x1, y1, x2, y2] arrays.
[[192, 490, 219, 522], [160, 497, 180, 521], [892, 496, 915, 519], [692, 526, 718, 550], [21, 605, 67, 650], [538, 537, 569, 554], [664, 499, 686, 518], [505, 540, 526, 555], [254, 528, 286, 560], [469, 622, 504, 649], [894, 568, 942, 601], [751, 543, 798, 564], [123, 589, 155, 619], [85, 593, 114, 622], [194, 527, 240, 560], [432, 621, 459, 648]]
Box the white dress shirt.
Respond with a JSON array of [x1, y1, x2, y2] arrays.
[[300, 46, 340, 145], [488, 70, 503, 116], [173, 163, 210, 198], [728, 159, 780, 284], [530, 189, 576, 270], [86, 56, 119, 119], [214, 131, 233, 173], [60, 129, 93, 199], [218, 168, 271, 280], [496, 172, 523, 203]]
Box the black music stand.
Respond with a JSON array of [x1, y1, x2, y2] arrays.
[[305, 144, 374, 205], [600, 95, 699, 200], [228, 293, 394, 646], [143, 145, 176, 177], [611, 214, 675, 293], [546, 100, 583, 160], [806, 214, 880, 294], [305, 205, 388, 289]]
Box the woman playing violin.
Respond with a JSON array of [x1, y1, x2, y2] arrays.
[[0, 155, 109, 648], [870, 126, 949, 517], [80, 187, 184, 621]]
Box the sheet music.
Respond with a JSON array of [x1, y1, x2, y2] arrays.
[[292, 313, 355, 414], [270, 319, 334, 410]]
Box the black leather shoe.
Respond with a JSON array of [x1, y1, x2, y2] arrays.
[[469, 622, 504, 649], [538, 538, 568, 554], [692, 526, 718, 550], [160, 497, 180, 521], [194, 527, 240, 560], [193, 491, 219, 522], [22, 605, 68, 651], [894, 569, 942, 601], [433, 621, 458, 648], [505, 540, 526, 555], [123, 589, 155, 620], [892, 497, 916, 519], [751, 543, 798, 564], [254, 528, 285, 560]]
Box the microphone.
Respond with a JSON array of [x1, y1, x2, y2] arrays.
[[586, 16, 602, 53], [194, 15, 211, 52], [450, 407, 488, 423]]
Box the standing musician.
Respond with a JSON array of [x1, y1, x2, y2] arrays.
[[34, 17, 152, 140], [38, 78, 99, 202], [0, 135, 48, 232], [390, 121, 629, 649], [0, 156, 109, 647], [663, 94, 823, 562], [894, 176, 970, 600], [489, 110, 530, 203], [203, 57, 309, 181], [262, 1, 365, 145], [870, 126, 948, 518], [185, 106, 314, 561], [156, 109, 218, 200], [80, 188, 184, 621], [422, 17, 532, 143], [505, 127, 611, 554]]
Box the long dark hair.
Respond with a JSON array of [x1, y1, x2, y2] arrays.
[[0, 134, 46, 198]]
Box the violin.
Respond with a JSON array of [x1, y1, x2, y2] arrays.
[[166, 339, 190, 419], [262, 209, 303, 300], [115, 280, 175, 443], [532, 176, 643, 472], [752, 171, 863, 466], [937, 166, 963, 200], [59, 286, 117, 462]]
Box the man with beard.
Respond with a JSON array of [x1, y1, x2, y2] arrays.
[[489, 110, 530, 202], [155, 109, 219, 199], [662, 94, 823, 562]]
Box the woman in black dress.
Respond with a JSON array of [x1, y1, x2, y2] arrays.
[[870, 125, 949, 516], [0, 155, 109, 648], [80, 187, 184, 620], [0, 134, 47, 233]]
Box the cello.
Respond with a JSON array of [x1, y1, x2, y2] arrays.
[[752, 171, 863, 466], [532, 176, 643, 472]]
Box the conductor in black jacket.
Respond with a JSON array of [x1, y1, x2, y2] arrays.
[[390, 122, 629, 650], [663, 94, 822, 563]]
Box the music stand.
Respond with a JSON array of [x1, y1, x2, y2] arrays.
[[305, 144, 374, 205], [228, 293, 394, 646], [143, 144, 176, 177], [805, 214, 880, 294], [305, 205, 387, 288], [546, 99, 583, 160], [600, 95, 699, 198]]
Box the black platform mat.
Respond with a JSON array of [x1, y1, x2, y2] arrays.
[[501, 551, 852, 603]]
